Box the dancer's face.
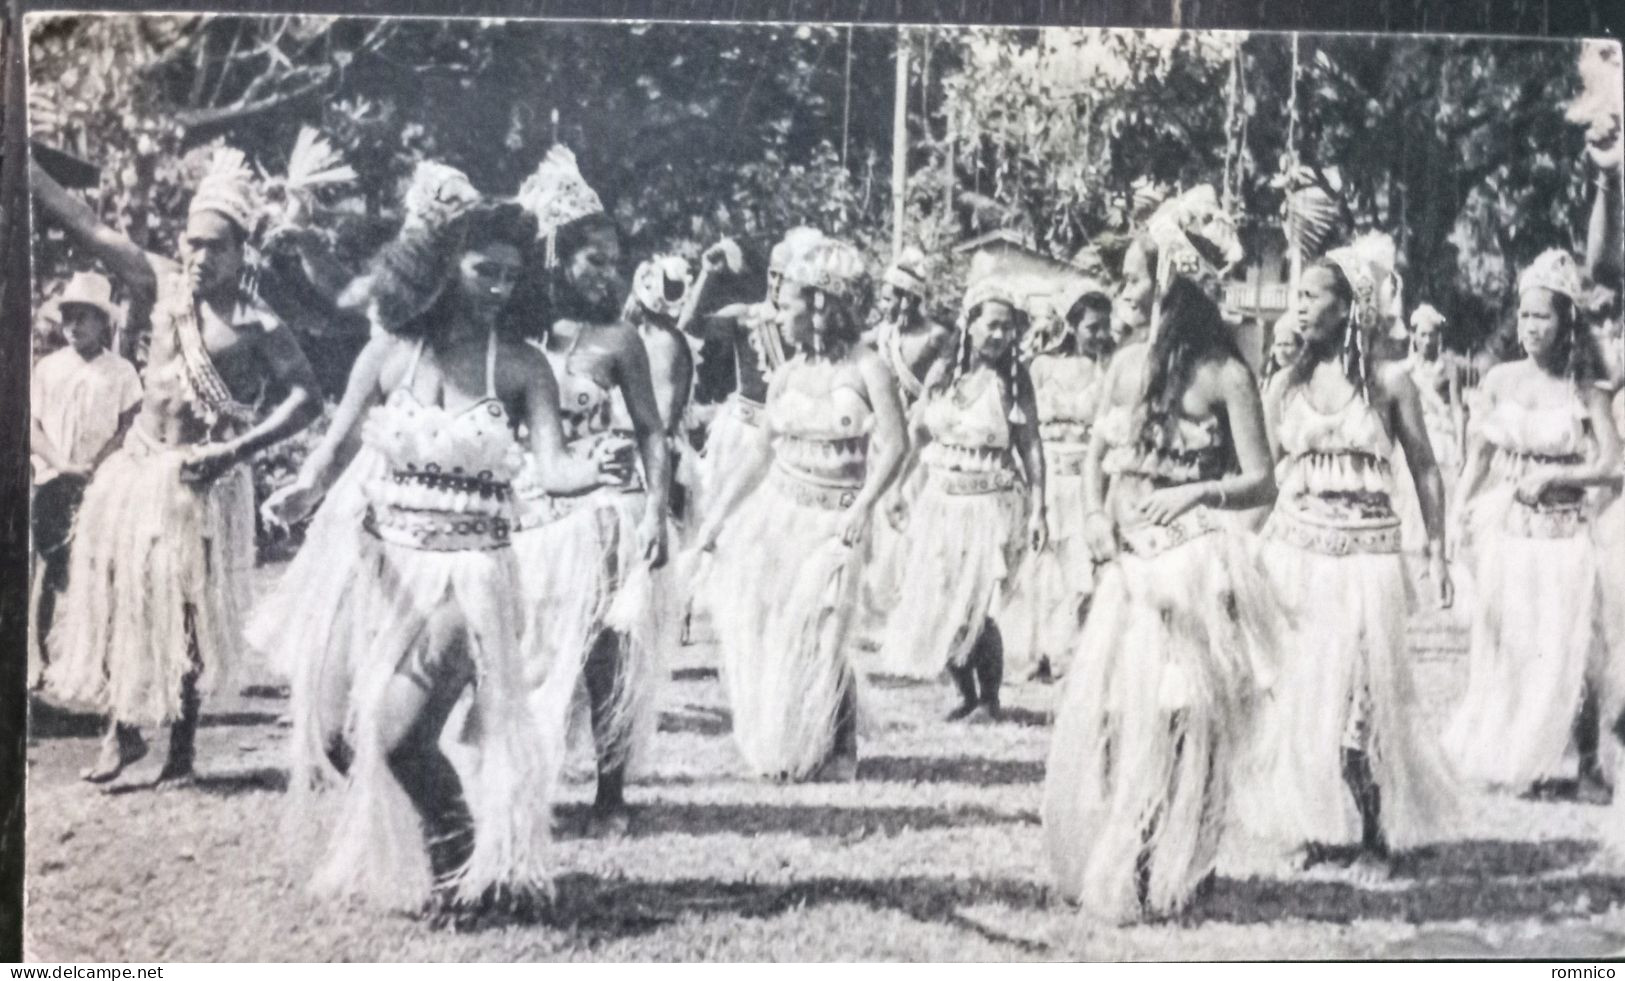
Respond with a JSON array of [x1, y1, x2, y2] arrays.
[[881, 282, 919, 324], [1517, 287, 1563, 362], [1297, 267, 1349, 349], [563, 226, 625, 321], [969, 300, 1018, 365], [777, 284, 814, 345], [1116, 242, 1154, 330], [181, 210, 245, 297], [1411, 319, 1442, 361], [1270, 319, 1303, 368], [458, 242, 523, 327], [1074, 302, 1112, 357]]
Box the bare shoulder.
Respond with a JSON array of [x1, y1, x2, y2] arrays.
[[495, 334, 550, 388], [1477, 359, 1521, 397], [1374, 357, 1419, 399], [1208, 352, 1258, 393]]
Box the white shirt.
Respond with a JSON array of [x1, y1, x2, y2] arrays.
[[31, 346, 143, 484]]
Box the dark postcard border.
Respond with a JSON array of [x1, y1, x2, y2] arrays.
[[1, 0, 1618, 965]]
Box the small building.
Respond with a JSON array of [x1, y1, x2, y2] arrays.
[[951, 229, 1097, 320]]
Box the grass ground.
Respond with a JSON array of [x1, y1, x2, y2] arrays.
[[22, 572, 1625, 961]]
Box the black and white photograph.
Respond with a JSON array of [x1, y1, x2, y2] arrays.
[[11, 8, 1625, 961]]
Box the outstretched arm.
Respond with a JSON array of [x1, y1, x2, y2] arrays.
[[30, 160, 156, 304], [179, 324, 322, 485]]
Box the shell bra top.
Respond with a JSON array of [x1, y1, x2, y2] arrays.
[[1274, 385, 1397, 505], [769, 359, 873, 490], [517, 328, 645, 502], [1477, 383, 1594, 509], [361, 331, 521, 550], [920, 369, 1014, 477], [1098, 402, 1230, 489], [1031, 354, 1104, 449]]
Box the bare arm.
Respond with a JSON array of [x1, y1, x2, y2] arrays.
[[29, 416, 79, 476], [677, 262, 748, 343], [88, 405, 141, 469], [290, 336, 390, 493], [851, 350, 908, 516], [515, 345, 601, 496], [1587, 166, 1621, 289], [1552, 385, 1624, 491], [1203, 359, 1277, 511], [221, 326, 323, 464], [1383, 364, 1447, 550], [29, 160, 156, 304], [612, 326, 672, 527], [1010, 363, 1046, 516]]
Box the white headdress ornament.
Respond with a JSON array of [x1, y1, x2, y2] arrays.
[[518, 145, 606, 268]]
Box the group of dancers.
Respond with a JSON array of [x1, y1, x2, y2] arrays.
[[26, 124, 1625, 927]]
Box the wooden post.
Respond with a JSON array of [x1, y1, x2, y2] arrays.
[[891, 26, 909, 257]]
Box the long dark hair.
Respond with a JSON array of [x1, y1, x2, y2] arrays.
[[926, 298, 1034, 426], [1137, 276, 1244, 449], [394, 202, 536, 341], [1286, 258, 1371, 400]]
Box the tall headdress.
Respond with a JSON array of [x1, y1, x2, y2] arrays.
[[261, 127, 357, 234], [770, 226, 826, 276], [1145, 184, 1244, 298], [1275, 165, 1346, 262], [1322, 232, 1400, 398], [189, 146, 260, 236], [1517, 248, 1583, 305], [782, 238, 869, 357], [632, 254, 693, 319], [518, 145, 606, 269], [1410, 303, 1446, 333], [883, 245, 930, 301]]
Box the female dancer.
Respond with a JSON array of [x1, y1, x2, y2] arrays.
[[1238, 235, 1457, 880], [1042, 186, 1275, 924], [698, 238, 907, 781], [262, 198, 600, 916], [880, 277, 1047, 722], [513, 147, 672, 835], [1394, 303, 1466, 555], [1007, 279, 1115, 683], [1443, 249, 1621, 798]]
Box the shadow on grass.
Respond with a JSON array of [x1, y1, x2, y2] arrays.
[[28, 697, 103, 739], [549, 872, 1051, 952], [200, 711, 283, 729], [1194, 839, 1624, 926], [658, 705, 731, 737], [556, 799, 1036, 841], [670, 667, 719, 682], [858, 755, 1044, 786]]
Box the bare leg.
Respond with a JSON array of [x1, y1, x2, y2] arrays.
[[816, 677, 859, 782], [584, 629, 631, 836], [1340, 747, 1391, 881], [945, 660, 979, 721], [155, 605, 204, 787], [971, 619, 1004, 720], [1575, 685, 1610, 803]]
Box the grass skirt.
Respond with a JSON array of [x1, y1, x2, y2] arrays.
[[247, 449, 384, 789], [880, 473, 1026, 678], [47, 429, 253, 725], [305, 533, 559, 911], [514, 488, 674, 779], [702, 473, 866, 780], [1042, 518, 1276, 923], [1003, 455, 1093, 675], [1443, 485, 1606, 788], [1235, 528, 1456, 851]]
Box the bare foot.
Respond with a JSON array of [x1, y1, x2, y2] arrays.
[[1344, 851, 1392, 887], [81, 729, 147, 784], [970, 702, 1004, 724], [945, 701, 978, 722], [815, 752, 858, 783], [154, 754, 197, 791]]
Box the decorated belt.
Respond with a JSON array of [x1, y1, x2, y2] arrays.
[[927, 463, 1019, 496], [1118, 507, 1220, 558], [1264, 506, 1402, 556], [390, 466, 512, 501], [1503, 498, 1587, 539], [771, 465, 862, 511], [365, 505, 513, 552], [729, 395, 766, 428], [1044, 444, 1090, 477]]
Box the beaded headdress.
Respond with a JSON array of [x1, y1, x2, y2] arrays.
[[189, 146, 260, 236], [883, 245, 930, 300], [1144, 184, 1244, 297], [782, 238, 869, 307], [518, 145, 606, 268], [632, 254, 693, 319], [1517, 249, 1583, 304]]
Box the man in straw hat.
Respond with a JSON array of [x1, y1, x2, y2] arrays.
[[31, 149, 321, 788], [28, 271, 142, 689]]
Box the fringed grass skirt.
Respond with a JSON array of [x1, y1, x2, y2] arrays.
[[703, 469, 866, 781], [47, 429, 253, 725], [1042, 514, 1276, 923], [1003, 448, 1094, 674]]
